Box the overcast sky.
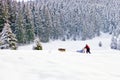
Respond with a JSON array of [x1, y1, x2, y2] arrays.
[[16, 0, 34, 2], [16, 0, 26, 1]]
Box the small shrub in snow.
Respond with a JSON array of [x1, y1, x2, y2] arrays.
[[99, 41, 102, 47], [33, 38, 42, 50]]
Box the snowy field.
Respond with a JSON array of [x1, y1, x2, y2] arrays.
[[0, 33, 120, 80]]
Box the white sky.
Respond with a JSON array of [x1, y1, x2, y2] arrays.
[[16, 0, 27, 1], [16, 0, 34, 2]]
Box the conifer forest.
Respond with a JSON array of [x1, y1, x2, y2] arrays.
[[0, 0, 120, 50]]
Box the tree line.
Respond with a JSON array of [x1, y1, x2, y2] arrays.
[[0, 0, 120, 50]]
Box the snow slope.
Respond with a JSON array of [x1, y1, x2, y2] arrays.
[[0, 33, 120, 80], [19, 33, 112, 51]]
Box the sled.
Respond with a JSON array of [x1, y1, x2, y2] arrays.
[[76, 49, 85, 53]]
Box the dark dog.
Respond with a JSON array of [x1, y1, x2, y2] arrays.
[[58, 48, 66, 52]]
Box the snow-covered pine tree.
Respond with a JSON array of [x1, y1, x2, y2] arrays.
[[40, 5, 52, 42], [111, 36, 117, 49], [111, 25, 120, 50], [33, 38, 42, 50], [15, 1, 25, 44], [9, 0, 17, 33], [24, 2, 35, 44], [116, 27, 120, 50], [117, 35, 120, 50], [32, 2, 42, 39], [0, 0, 10, 32], [0, 0, 4, 32], [0, 21, 17, 49]]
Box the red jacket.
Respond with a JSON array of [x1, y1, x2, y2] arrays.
[[85, 45, 90, 49]]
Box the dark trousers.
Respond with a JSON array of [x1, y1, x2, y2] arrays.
[[86, 48, 91, 54]]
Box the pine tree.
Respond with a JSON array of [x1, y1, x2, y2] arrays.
[[40, 5, 52, 42], [0, 0, 10, 32], [116, 26, 120, 50], [9, 0, 17, 33], [24, 2, 35, 44], [0, 0, 4, 32], [111, 36, 117, 49], [15, 2, 25, 44], [117, 36, 120, 50], [0, 21, 17, 49], [32, 2, 42, 39]]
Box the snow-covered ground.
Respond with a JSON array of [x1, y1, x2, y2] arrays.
[[0, 33, 120, 80]]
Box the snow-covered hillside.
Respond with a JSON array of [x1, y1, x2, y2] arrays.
[[0, 33, 120, 80], [19, 33, 112, 51]]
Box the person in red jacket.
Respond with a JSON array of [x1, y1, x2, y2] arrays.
[[84, 44, 91, 54]]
